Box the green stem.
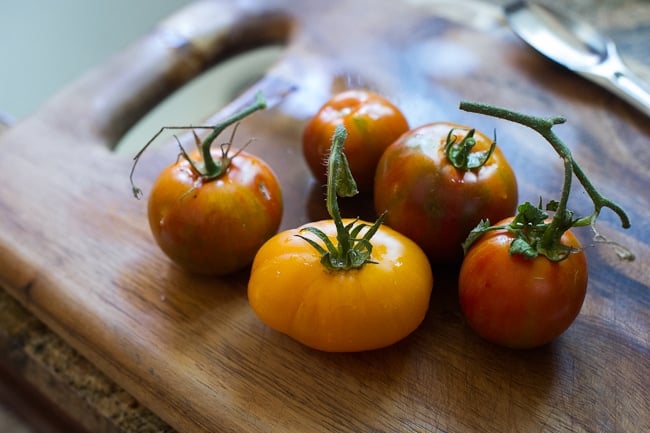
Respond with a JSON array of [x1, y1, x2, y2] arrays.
[[539, 155, 573, 256], [130, 91, 267, 198], [445, 128, 496, 170], [459, 101, 630, 230], [458, 101, 633, 262], [297, 124, 384, 270], [199, 92, 267, 178], [326, 126, 356, 256]]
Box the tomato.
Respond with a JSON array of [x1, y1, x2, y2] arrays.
[[454, 100, 632, 349], [249, 125, 432, 352], [130, 92, 282, 276], [148, 148, 282, 276], [248, 218, 432, 352], [458, 217, 588, 349], [302, 89, 409, 192], [374, 122, 518, 263]]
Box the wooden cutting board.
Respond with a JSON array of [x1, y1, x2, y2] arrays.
[[1, 0, 648, 432]]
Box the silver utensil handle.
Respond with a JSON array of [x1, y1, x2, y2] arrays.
[[609, 68, 650, 117], [589, 45, 650, 117]]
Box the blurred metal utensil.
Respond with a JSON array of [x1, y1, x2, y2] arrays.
[[505, 0, 650, 117]]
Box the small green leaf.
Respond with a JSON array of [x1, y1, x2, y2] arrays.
[[538, 243, 574, 262], [512, 201, 547, 226], [298, 227, 338, 256], [347, 248, 369, 268], [573, 215, 594, 227], [545, 200, 560, 212], [332, 132, 358, 198], [348, 221, 366, 239], [509, 237, 538, 258], [361, 212, 386, 243], [462, 219, 493, 254], [295, 234, 327, 256]]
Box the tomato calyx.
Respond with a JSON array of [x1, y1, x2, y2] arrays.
[[179, 122, 252, 183], [463, 200, 581, 261], [130, 91, 267, 199], [444, 128, 496, 170], [297, 125, 385, 271], [459, 101, 634, 262]]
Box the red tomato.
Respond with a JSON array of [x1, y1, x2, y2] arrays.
[[147, 148, 282, 276], [302, 89, 409, 192], [458, 217, 588, 349], [374, 122, 518, 263]]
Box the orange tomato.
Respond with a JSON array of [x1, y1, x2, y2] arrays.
[[248, 219, 433, 352]]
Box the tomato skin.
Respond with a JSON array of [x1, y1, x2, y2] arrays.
[[458, 217, 588, 349], [147, 149, 283, 276], [302, 90, 409, 192], [374, 122, 518, 263], [247, 219, 433, 352]]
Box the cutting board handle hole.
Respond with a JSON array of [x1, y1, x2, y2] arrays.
[[114, 45, 285, 155]]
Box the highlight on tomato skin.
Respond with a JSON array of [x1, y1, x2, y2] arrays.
[[374, 122, 518, 264], [302, 89, 409, 193], [458, 218, 588, 349]]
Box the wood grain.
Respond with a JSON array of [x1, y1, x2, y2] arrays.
[[0, 286, 174, 433], [0, 0, 648, 432]]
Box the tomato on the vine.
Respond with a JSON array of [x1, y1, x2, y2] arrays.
[[131, 92, 283, 276], [459, 216, 587, 349], [249, 125, 432, 352], [374, 122, 518, 263], [302, 89, 409, 192], [456, 101, 633, 349]]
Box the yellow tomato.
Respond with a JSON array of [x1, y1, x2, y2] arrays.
[[248, 219, 433, 352]]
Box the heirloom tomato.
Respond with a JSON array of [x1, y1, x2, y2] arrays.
[[374, 122, 518, 263], [248, 218, 432, 352], [457, 101, 633, 349], [302, 89, 409, 192], [459, 216, 588, 349], [249, 126, 433, 352], [132, 92, 283, 276], [147, 147, 282, 276]]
